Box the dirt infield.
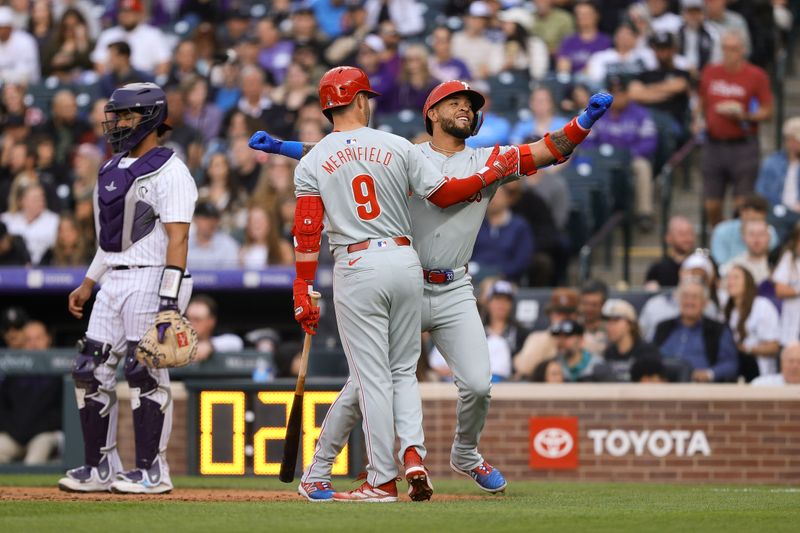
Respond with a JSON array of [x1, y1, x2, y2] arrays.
[[0, 486, 481, 503]]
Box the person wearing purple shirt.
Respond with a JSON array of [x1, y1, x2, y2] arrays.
[[583, 75, 657, 229], [355, 35, 398, 101], [256, 17, 294, 85], [429, 26, 472, 82], [379, 44, 439, 113], [471, 187, 535, 283], [556, 1, 613, 75]]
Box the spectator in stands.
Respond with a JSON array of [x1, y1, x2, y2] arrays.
[[704, 0, 751, 58], [498, 8, 549, 80], [239, 205, 293, 268], [654, 277, 738, 382], [256, 16, 294, 85], [514, 288, 580, 379], [556, 0, 612, 77], [1, 183, 58, 265], [465, 91, 511, 149], [645, 0, 682, 35], [585, 22, 656, 86], [0, 306, 27, 348], [719, 219, 771, 285], [645, 215, 696, 289], [365, 0, 424, 37], [710, 195, 779, 265], [182, 76, 224, 144], [428, 26, 471, 82], [531, 0, 575, 55], [37, 89, 91, 168], [584, 75, 658, 231], [723, 264, 781, 382], [450, 1, 503, 81], [355, 34, 398, 100], [39, 215, 90, 266], [70, 143, 101, 233], [289, 3, 328, 60], [630, 355, 669, 382], [185, 295, 245, 363], [602, 299, 663, 382], [235, 65, 293, 140], [471, 185, 534, 283], [164, 39, 199, 89], [197, 152, 246, 234], [218, 7, 250, 50], [41, 7, 93, 79], [510, 87, 569, 146], [0, 6, 40, 84], [628, 32, 692, 140], [29, 0, 55, 59], [91, 0, 172, 78], [229, 135, 263, 195], [0, 320, 63, 465], [751, 342, 800, 386], [698, 29, 773, 228], [271, 62, 315, 126], [482, 279, 527, 356], [773, 224, 800, 346], [380, 44, 439, 114], [551, 319, 612, 382], [531, 358, 565, 383], [324, 3, 372, 67], [187, 201, 241, 270], [756, 116, 800, 216], [98, 40, 153, 98], [676, 0, 721, 76], [640, 251, 720, 341], [163, 87, 202, 158], [0, 220, 30, 265], [579, 280, 609, 357]]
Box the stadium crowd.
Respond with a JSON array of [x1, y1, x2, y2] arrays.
[[1, 0, 800, 463]]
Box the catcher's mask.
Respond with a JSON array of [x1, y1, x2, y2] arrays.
[[103, 82, 171, 153]]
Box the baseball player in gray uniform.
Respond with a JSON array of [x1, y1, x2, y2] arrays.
[[284, 67, 519, 503], [57, 82, 197, 494], [251, 80, 612, 501]]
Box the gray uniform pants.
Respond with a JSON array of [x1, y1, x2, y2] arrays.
[[303, 274, 491, 483], [331, 239, 424, 487]]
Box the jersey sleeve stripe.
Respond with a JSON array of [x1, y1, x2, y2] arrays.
[[423, 177, 447, 200]]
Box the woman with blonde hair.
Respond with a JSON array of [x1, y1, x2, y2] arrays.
[[40, 215, 91, 266], [238, 204, 293, 268]]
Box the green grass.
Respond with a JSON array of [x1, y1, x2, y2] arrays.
[[1, 475, 798, 532]]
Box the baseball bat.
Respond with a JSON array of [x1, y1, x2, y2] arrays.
[[279, 290, 321, 483]]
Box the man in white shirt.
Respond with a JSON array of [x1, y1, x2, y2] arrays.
[[90, 0, 172, 78], [185, 295, 244, 362], [450, 2, 504, 80], [187, 201, 241, 270], [586, 23, 657, 85], [720, 219, 771, 284], [704, 0, 751, 58], [0, 183, 58, 265], [0, 6, 40, 85], [752, 342, 800, 386]]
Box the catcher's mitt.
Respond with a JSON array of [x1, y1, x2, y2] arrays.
[[136, 309, 198, 369]]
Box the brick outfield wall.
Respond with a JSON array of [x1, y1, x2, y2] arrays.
[[116, 384, 800, 484]]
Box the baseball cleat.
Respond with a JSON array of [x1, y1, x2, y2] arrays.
[[298, 481, 335, 502], [110, 463, 173, 494], [403, 447, 433, 502], [450, 460, 507, 493], [332, 479, 398, 503], [58, 463, 115, 493]]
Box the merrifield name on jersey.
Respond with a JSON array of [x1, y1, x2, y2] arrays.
[[321, 146, 394, 175]]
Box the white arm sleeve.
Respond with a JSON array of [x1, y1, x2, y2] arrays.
[[85, 248, 109, 282]]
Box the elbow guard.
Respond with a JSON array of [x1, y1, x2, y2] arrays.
[[293, 195, 324, 253]]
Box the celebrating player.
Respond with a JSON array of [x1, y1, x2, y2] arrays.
[[251, 79, 612, 501], [58, 82, 198, 494], [284, 66, 519, 503]]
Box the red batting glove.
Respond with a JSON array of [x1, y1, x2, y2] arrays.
[[478, 144, 519, 186], [293, 278, 319, 335]]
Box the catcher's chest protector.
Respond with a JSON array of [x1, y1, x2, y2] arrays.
[[95, 147, 174, 252]]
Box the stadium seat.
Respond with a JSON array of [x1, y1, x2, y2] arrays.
[[375, 109, 425, 139], [487, 70, 531, 118]]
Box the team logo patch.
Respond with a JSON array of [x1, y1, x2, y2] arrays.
[[176, 332, 189, 348]]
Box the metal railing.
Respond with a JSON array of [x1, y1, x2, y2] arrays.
[[656, 137, 699, 251], [577, 211, 629, 284]]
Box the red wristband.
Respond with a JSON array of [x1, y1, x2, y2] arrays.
[[563, 117, 590, 144], [296, 260, 318, 283], [517, 143, 537, 175], [543, 133, 567, 164]]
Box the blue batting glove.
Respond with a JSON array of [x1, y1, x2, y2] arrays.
[[248, 130, 281, 153], [577, 92, 614, 129]]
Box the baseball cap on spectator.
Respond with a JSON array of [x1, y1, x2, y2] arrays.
[[545, 288, 579, 314], [650, 32, 675, 49], [601, 299, 637, 321], [119, 0, 144, 12], [469, 1, 492, 18], [497, 8, 534, 32], [362, 34, 386, 53], [630, 355, 668, 383], [680, 252, 714, 278], [550, 319, 584, 337], [1, 306, 29, 332], [0, 6, 14, 27], [680, 0, 703, 10], [488, 280, 515, 300], [194, 201, 220, 219], [782, 117, 800, 143]]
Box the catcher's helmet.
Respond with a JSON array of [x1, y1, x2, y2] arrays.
[[422, 80, 485, 136], [318, 66, 380, 123], [103, 82, 170, 153]]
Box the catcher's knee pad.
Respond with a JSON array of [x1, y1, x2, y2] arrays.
[[124, 341, 158, 395], [72, 337, 111, 391]]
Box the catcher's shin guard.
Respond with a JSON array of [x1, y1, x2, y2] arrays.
[[72, 337, 123, 471], [125, 341, 173, 470]]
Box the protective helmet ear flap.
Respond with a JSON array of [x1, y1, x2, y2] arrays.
[[472, 110, 484, 136]]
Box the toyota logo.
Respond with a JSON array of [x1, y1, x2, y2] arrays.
[[533, 428, 574, 459]]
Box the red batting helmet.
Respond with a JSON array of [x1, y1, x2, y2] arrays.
[[318, 66, 380, 122], [422, 80, 486, 135]]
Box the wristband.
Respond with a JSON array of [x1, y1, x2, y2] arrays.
[[296, 260, 318, 283], [158, 265, 183, 300], [278, 140, 304, 160], [564, 117, 590, 144]]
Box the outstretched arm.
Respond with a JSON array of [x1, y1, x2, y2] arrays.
[[249, 131, 315, 160]]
